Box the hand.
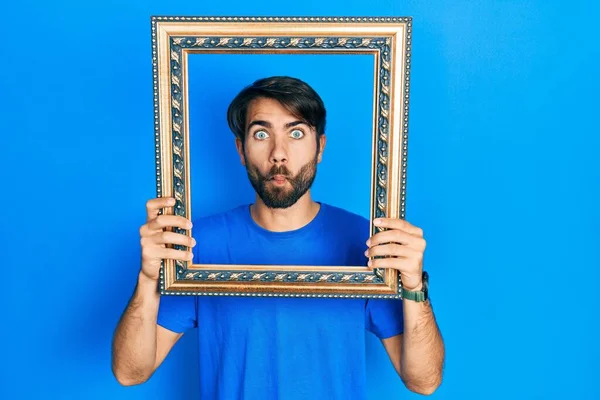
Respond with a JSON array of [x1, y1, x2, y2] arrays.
[[138, 197, 196, 282], [365, 218, 426, 290]]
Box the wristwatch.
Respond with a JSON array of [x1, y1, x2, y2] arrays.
[[400, 271, 429, 302]]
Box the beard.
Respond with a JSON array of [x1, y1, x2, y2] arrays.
[[245, 156, 318, 209]]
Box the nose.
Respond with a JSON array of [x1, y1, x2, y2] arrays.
[[269, 136, 288, 164]]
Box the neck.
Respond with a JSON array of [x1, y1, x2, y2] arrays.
[[250, 191, 320, 232]]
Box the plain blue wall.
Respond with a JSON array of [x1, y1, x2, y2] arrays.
[[1, 1, 598, 399], [187, 52, 375, 220]]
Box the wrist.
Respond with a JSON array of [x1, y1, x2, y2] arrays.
[[403, 281, 423, 291], [400, 271, 429, 302], [401, 274, 423, 291], [137, 272, 159, 293]]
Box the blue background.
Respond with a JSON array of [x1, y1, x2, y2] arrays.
[[1, 1, 599, 399], [187, 52, 376, 275], [187, 52, 375, 221]]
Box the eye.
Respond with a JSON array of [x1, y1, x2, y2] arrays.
[[253, 130, 269, 140], [290, 129, 304, 139]]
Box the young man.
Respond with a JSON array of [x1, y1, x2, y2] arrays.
[[112, 76, 445, 398]]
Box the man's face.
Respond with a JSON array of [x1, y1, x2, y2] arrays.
[[235, 97, 326, 209]]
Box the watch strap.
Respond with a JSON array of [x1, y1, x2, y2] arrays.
[[401, 287, 427, 302], [400, 271, 429, 302]]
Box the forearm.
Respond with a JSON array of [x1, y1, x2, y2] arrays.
[[400, 295, 445, 394], [111, 273, 160, 385]]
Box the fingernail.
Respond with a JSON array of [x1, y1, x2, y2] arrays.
[[373, 219, 382, 225], [366, 239, 371, 246], [168, 198, 176, 205], [367, 260, 373, 267], [364, 250, 368, 256]]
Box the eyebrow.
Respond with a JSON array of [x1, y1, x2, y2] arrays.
[[246, 120, 307, 132]]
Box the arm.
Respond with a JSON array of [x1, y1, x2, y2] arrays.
[[366, 218, 445, 395], [111, 273, 182, 386], [382, 297, 444, 395], [111, 197, 195, 386]]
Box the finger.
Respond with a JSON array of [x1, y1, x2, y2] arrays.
[[373, 218, 423, 236], [365, 243, 417, 259], [151, 231, 196, 248], [143, 247, 194, 262], [368, 257, 411, 270], [146, 197, 176, 220], [146, 215, 192, 232], [160, 248, 194, 261], [367, 229, 418, 247]]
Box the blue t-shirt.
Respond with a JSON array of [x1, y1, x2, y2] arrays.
[[157, 202, 404, 399]]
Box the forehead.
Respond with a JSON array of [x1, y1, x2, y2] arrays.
[[246, 97, 298, 123]]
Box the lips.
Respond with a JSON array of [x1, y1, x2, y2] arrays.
[[270, 174, 287, 181], [269, 174, 288, 185]]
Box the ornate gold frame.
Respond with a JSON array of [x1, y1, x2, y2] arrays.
[[151, 16, 412, 298]]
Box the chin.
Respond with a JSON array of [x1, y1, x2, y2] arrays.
[[262, 194, 300, 209]]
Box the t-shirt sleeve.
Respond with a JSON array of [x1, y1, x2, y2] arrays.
[[157, 294, 198, 334], [365, 298, 404, 339]]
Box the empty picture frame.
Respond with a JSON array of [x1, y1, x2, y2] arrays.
[[151, 16, 412, 298]]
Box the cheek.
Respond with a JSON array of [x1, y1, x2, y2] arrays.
[[243, 141, 260, 159], [243, 144, 269, 168], [297, 142, 318, 165]]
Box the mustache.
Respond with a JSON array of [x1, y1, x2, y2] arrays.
[[267, 165, 291, 179]]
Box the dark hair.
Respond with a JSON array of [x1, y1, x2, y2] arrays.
[[226, 76, 326, 144]]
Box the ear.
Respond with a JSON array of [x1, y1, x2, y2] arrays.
[[235, 137, 246, 166], [317, 134, 327, 163]]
